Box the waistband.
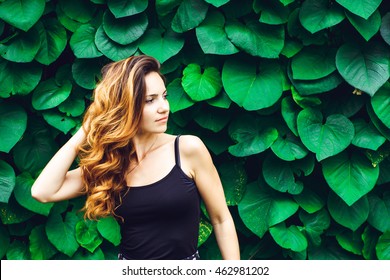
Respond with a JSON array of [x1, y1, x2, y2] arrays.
[[118, 250, 200, 260]]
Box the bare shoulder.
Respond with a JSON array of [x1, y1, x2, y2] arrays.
[[179, 135, 209, 157]]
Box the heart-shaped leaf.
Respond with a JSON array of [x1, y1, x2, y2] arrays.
[[376, 231, 390, 260], [367, 192, 390, 233], [107, 0, 148, 18], [167, 78, 195, 113], [139, 28, 184, 63], [0, 196, 34, 225], [362, 226, 380, 260], [328, 191, 369, 231], [14, 173, 54, 216], [335, 229, 363, 255], [253, 0, 290, 25], [336, 42, 390, 96], [0, 225, 10, 259], [32, 79, 72, 110], [297, 108, 354, 161], [59, 90, 86, 117], [204, 0, 229, 7], [218, 160, 247, 206], [76, 220, 103, 253], [0, 25, 40, 63], [46, 211, 80, 257], [97, 216, 121, 246], [336, 0, 382, 20], [269, 222, 308, 252], [299, 0, 345, 34], [195, 10, 238, 55], [294, 187, 325, 214], [0, 160, 16, 204], [198, 217, 213, 247], [94, 25, 137, 61], [42, 111, 77, 134], [346, 10, 381, 41], [271, 126, 308, 161], [380, 12, 390, 46], [0, 103, 27, 153], [72, 247, 105, 260], [72, 58, 103, 90], [103, 10, 148, 45], [171, 0, 209, 33], [299, 209, 330, 246], [222, 57, 283, 110], [352, 119, 386, 150], [371, 82, 390, 129], [35, 18, 67, 65], [0, 0, 45, 31], [58, 0, 97, 23], [0, 58, 42, 98], [228, 115, 278, 157], [291, 47, 337, 80], [281, 96, 299, 136], [194, 106, 231, 132], [29, 225, 57, 260], [70, 24, 103, 59], [225, 19, 284, 58], [238, 181, 299, 238], [182, 63, 222, 101], [322, 151, 379, 206]]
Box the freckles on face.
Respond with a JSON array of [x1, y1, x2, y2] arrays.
[[138, 72, 169, 134]]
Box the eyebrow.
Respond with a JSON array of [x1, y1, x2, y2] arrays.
[[146, 90, 167, 97]]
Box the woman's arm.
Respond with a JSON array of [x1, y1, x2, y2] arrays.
[[31, 127, 86, 203], [180, 135, 240, 260]]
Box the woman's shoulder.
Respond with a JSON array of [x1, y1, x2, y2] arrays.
[[177, 135, 207, 156]]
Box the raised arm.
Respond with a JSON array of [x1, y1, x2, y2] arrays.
[[180, 135, 240, 260], [31, 127, 86, 203]]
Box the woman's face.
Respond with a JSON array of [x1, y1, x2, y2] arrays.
[[138, 71, 169, 135]]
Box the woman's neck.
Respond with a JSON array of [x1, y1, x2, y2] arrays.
[[132, 133, 161, 163]]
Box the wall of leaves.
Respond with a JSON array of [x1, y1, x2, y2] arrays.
[[0, 0, 389, 260]]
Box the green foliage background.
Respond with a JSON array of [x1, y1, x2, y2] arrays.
[[1, 0, 390, 260]]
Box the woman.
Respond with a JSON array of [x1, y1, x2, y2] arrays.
[[32, 55, 240, 260]]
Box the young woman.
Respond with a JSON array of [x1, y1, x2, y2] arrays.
[[31, 55, 240, 260]]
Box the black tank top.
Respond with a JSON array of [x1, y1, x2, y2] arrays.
[[115, 136, 201, 260]]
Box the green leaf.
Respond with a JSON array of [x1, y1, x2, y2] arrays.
[[155, 0, 182, 17], [42, 111, 77, 134], [362, 225, 381, 260], [29, 225, 57, 260], [367, 102, 390, 142], [0, 25, 40, 63], [322, 151, 379, 206], [171, 0, 209, 33], [328, 192, 369, 231], [225, 19, 285, 58], [294, 187, 325, 214], [103, 10, 148, 45], [14, 173, 53, 216], [97, 216, 121, 246], [107, 0, 148, 18], [299, 0, 345, 34], [0, 0, 45, 31], [269, 223, 308, 252], [35, 18, 67, 65], [72, 247, 105, 260], [72, 58, 103, 90], [346, 10, 381, 41], [139, 28, 184, 64], [371, 82, 390, 129], [335, 229, 363, 255], [95, 25, 137, 61], [198, 217, 213, 247], [6, 240, 30, 260], [380, 12, 390, 46], [219, 160, 247, 206], [195, 10, 238, 55], [59, 0, 97, 23], [58, 90, 86, 117], [222, 57, 283, 110], [291, 47, 337, 80], [0, 58, 42, 97], [0, 225, 10, 259], [194, 106, 231, 132], [207, 91, 231, 109], [238, 181, 299, 238], [335, 42, 390, 97], [271, 127, 308, 161], [299, 209, 330, 247], [0, 196, 34, 225], [228, 115, 278, 157], [0, 103, 27, 153], [378, 158, 390, 185], [281, 39, 303, 58], [376, 231, 390, 260], [335, 0, 382, 20], [76, 220, 103, 253], [56, 3, 82, 32], [46, 211, 79, 257], [32, 79, 72, 110], [182, 64, 222, 101], [281, 96, 299, 136], [352, 119, 386, 150], [70, 24, 103, 59], [0, 160, 15, 203], [367, 192, 390, 232], [253, 0, 291, 25], [297, 108, 354, 161], [167, 78, 195, 113], [13, 118, 58, 174], [204, 0, 229, 7]]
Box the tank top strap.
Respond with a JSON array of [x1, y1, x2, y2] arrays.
[[174, 135, 181, 167]]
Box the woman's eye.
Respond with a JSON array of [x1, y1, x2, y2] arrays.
[[146, 99, 153, 103]]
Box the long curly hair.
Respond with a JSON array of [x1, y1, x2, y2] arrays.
[[78, 55, 162, 220]]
